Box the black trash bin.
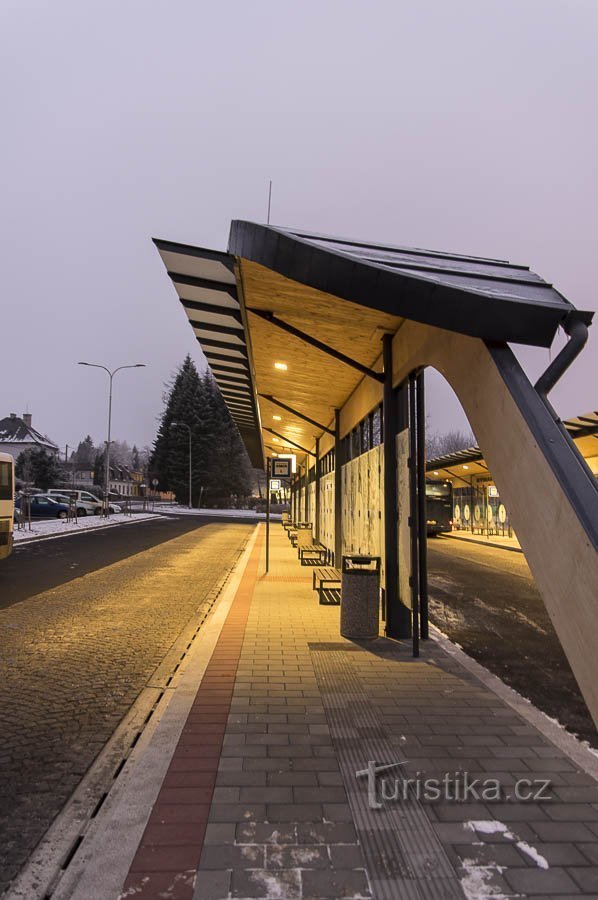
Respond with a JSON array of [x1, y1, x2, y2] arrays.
[[340, 555, 381, 640]]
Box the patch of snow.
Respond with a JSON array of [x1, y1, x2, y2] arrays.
[[515, 841, 548, 869], [466, 820, 514, 840], [460, 859, 513, 900], [154, 504, 281, 520], [466, 820, 549, 876], [13, 513, 163, 543]]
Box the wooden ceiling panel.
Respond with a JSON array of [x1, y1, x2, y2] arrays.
[[239, 260, 402, 453]]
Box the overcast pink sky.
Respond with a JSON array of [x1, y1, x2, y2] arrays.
[[1, 0, 596, 454]]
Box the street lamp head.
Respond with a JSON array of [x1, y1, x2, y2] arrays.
[[134, 364, 146, 368], [78, 361, 90, 366]]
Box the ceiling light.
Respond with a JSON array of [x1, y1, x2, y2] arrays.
[[273, 415, 282, 421], [433, 471, 439, 476], [274, 362, 288, 371], [272, 437, 279, 443], [462, 465, 469, 470]]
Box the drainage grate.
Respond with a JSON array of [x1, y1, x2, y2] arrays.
[[308, 642, 365, 651]]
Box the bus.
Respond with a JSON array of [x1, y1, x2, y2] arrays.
[[425, 479, 453, 536], [0, 452, 15, 559]]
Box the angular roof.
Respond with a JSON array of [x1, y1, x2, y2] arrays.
[[426, 412, 598, 477], [229, 223, 592, 348], [154, 223, 594, 470], [0, 414, 59, 451]]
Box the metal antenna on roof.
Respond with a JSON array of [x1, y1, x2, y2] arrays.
[[267, 180, 272, 224]]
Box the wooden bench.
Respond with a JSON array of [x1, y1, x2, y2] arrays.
[[312, 566, 342, 605], [298, 544, 327, 566]]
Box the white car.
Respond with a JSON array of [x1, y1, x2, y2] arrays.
[[47, 489, 122, 516]]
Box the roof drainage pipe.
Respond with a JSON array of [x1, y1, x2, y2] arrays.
[[534, 315, 589, 419]]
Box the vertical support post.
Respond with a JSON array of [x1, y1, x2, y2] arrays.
[[408, 373, 420, 657], [266, 457, 271, 574], [416, 371, 428, 639], [304, 455, 309, 524], [334, 409, 342, 567], [315, 437, 321, 543], [188, 428, 192, 509]]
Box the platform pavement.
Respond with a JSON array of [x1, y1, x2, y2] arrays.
[[33, 523, 598, 900]]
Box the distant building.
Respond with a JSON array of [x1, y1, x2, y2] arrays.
[[107, 464, 145, 497], [0, 412, 60, 461]]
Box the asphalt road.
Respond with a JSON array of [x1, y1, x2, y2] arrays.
[[0, 517, 254, 894], [427, 535, 596, 745], [0, 513, 258, 611]]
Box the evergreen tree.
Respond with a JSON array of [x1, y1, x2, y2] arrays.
[[16, 448, 62, 490], [73, 435, 95, 469], [131, 445, 140, 470], [151, 357, 253, 506], [151, 356, 208, 504], [93, 450, 105, 487]]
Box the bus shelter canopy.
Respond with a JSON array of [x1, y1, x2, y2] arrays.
[[154, 223, 593, 470]]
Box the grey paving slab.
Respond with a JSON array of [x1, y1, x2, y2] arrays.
[[189, 528, 598, 899]]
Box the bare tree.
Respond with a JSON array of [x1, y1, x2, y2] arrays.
[[426, 428, 476, 460]]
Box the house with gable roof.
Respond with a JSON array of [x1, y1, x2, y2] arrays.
[[0, 412, 60, 462]]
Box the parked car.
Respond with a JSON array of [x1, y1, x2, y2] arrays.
[[47, 489, 122, 515], [15, 494, 70, 519]]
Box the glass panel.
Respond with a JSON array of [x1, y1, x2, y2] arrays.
[[425, 482, 452, 498], [0, 462, 11, 500], [372, 407, 382, 447]]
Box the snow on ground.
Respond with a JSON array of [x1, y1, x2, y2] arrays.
[[153, 504, 281, 520], [13, 513, 163, 543]]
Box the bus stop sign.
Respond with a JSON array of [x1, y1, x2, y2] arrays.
[[271, 459, 291, 478]]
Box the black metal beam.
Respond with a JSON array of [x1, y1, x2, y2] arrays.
[[214, 372, 251, 385], [416, 371, 428, 640], [408, 372, 420, 658], [382, 335, 398, 633], [334, 409, 342, 567], [168, 270, 237, 295], [263, 427, 316, 457], [207, 359, 250, 373], [191, 320, 245, 338], [181, 299, 242, 322], [259, 395, 335, 435], [247, 308, 384, 383], [315, 437, 321, 543], [199, 339, 248, 357], [304, 456, 309, 524]]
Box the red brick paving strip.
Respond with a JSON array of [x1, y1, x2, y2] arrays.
[[120, 534, 263, 900]]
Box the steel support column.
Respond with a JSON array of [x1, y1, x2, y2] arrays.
[[383, 335, 411, 638], [334, 409, 342, 567], [408, 373, 420, 657], [315, 437, 321, 543], [304, 456, 309, 524], [416, 371, 429, 639]]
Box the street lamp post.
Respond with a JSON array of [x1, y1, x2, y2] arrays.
[[78, 362, 145, 516], [171, 422, 192, 509]]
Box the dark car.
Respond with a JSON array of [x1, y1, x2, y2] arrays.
[[15, 494, 70, 520]]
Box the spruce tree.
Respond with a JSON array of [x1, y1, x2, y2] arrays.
[[74, 435, 95, 469], [93, 450, 105, 487], [151, 356, 208, 504], [131, 445, 140, 470], [151, 357, 254, 506], [15, 448, 62, 490]]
